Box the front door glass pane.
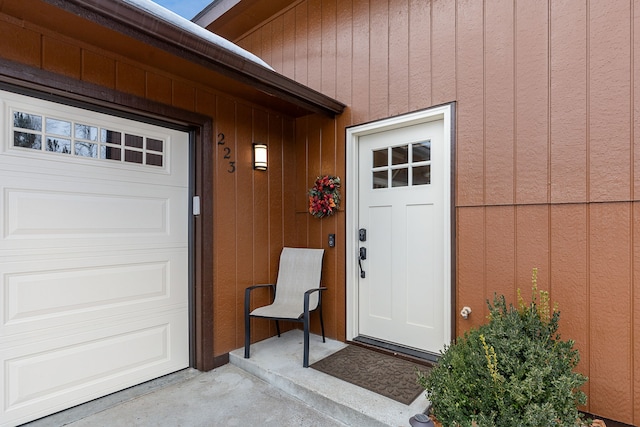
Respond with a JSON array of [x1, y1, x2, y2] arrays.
[[391, 168, 408, 187], [373, 148, 387, 167], [373, 171, 388, 188], [392, 145, 409, 165], [413, 141, 431, 162], [413, 165, 431, 185]]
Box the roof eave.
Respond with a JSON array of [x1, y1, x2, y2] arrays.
[[42, 0, 345, 117]]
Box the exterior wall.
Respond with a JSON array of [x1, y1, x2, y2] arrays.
[[0, 9, 304, 364], [233, 0, 640, 424]]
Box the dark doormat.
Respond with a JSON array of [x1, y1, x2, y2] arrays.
[[310, 345, 430, 405]]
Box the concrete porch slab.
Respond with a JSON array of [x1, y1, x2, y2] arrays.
[[231, 329, 430, 427]]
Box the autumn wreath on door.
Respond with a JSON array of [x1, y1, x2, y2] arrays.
[[308, 175, 341, 218]]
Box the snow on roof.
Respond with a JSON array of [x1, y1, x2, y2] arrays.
[[123, 0, 273, 70]]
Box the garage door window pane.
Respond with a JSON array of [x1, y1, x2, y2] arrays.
[[76, 124, 98, 141], [146, 153, 163, 166], [46, 118, 71, 137], [14, 112, 42, 131], [76, 142, 98, 158], [125, 134, 143, 148], [125, 149, 143, 164], [101, 129, 121, 145], [101, 146, 121, 161], [46, 138, 71, 154], [14, 132, 41, 150], [147, 138, 163, 152]]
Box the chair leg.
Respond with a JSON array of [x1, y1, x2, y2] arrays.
[[319, 306, 326, 343], [244, 290, 251, 359], [303, 312, 310, 368], [275, 320, 281, 337]]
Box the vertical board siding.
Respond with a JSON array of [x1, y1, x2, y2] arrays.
[[307, 0, 323, 91], [456, 207, 486, 328], [484, 206, 516, 302], [321, 0, 337, 98], [589, 203, 633, 420], [369, 0, 389, 120], [589, 1, 632, 203], [455, 0, 484, 207], [550, 204, 590, 403], [483, 0, 515, 206], [388, 0, 409, 116], [430, 0, 456, 106], [336, 0, 353, 108], [407, 0, 431, 111], [235, 1, 640, 423], [213, 97, 239, 351], [515, 0, 549, 205], [550, 0, 588, 204], [636, 2, 640, 203], [634, 202, 640, 423], [514, 205, 549, 295], [352, 0, 371, 124]]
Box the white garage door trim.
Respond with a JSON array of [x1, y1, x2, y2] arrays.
[[0, 90, 191, 426]]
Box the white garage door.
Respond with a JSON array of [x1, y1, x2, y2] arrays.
[[0, 90, 190, 426]]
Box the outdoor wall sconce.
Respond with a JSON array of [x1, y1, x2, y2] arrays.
[[253, 143, 268, 171]]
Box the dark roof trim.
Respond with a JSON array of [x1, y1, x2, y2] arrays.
[[42, 0, 346, 117]]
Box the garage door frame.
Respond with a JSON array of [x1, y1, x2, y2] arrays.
[[0, 64, 216, 371]]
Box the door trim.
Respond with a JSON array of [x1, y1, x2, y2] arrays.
[[345, 103, 455, 350]]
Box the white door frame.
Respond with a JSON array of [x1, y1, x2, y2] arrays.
[[345, 104, 454, 348]]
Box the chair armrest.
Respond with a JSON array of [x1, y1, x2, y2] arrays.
[[245, 284, 275, 315], [246, 283, 276, 293], [303, 287, 327, 313]]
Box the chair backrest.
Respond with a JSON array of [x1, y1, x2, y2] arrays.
[[273, 247, 324, 311]]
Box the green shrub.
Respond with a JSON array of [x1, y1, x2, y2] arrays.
[[418, 269, 587, 427]]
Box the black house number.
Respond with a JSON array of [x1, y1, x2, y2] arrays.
[[217, 132, 235, 173]]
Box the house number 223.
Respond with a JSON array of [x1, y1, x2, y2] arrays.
[[217, 133, 235, 173]]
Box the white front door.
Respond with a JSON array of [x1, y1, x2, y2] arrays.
[[0, 90, 190, 426], [347, 106, 452, 356]]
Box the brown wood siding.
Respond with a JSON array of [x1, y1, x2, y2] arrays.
[[234, 0, 640, 423]]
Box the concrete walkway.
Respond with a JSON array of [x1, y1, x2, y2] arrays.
[[24, 330, 429, 427]]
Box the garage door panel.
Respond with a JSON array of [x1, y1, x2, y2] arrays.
[[1, 311, 188, 425], [1, 250, 187, 336], [1, 179, 187, 251], [5, 188, 169, 236], [0, 90, 190, 426]]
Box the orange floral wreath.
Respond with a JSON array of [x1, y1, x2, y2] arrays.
[[308, 175, 341, 218]]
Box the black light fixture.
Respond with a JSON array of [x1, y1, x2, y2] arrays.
[[253, 143, 267, 171]]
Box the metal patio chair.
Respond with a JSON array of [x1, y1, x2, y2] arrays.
[[244, 247, 326, 367]]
